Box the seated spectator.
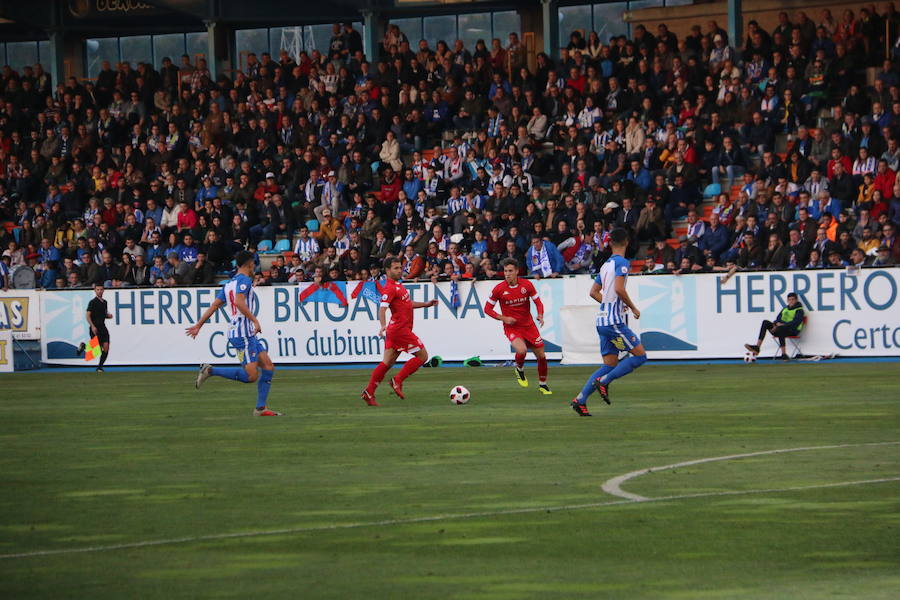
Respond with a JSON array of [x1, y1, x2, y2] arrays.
[[743, 292, 806, 358], [525, 235, 563, 278]]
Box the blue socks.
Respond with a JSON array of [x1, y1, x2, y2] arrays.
[[210, 366, 250, 383], [208, 366, 272, 410], [599, 354, 648, 385], [257, 369, 274, 410], [577, 364, 613, 404]]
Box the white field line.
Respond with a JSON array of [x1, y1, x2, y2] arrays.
[[600, 440, 900, 501], [1, 468, 898, 559]]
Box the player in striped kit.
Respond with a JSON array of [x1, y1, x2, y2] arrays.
[[571, 228, 648, 416], [187, 251, 282, 416]]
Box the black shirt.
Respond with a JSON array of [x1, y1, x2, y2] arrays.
[[88, 297, 109, 329]]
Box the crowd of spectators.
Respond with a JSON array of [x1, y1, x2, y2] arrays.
[[1, 7, 900, 290]]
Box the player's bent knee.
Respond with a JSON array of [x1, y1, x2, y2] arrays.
[[632, 353, 648, 367]]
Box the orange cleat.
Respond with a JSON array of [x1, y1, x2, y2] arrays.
[[389, 377, 405, 399], [253, 407, 284, 416]]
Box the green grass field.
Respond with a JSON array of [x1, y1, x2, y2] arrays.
[[1, 362, 898, 599]]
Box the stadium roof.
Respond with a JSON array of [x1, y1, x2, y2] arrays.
[[0, 0, 534, 38]]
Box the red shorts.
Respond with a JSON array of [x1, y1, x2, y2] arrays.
[[504, 324, 544, 349], [385, 328, 424, 354]]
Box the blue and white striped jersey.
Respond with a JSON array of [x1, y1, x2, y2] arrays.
[[595, 254, 630, 327], [215, 273, 258, 339]]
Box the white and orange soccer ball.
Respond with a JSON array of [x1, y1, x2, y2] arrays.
[[449, 385, 470, 404]]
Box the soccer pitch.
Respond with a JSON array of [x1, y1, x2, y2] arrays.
[[1, 363, 898, 599]]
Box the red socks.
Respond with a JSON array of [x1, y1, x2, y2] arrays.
[[515, 353, 526, 369], [395, 356, 424, 383], [537, 356, 548, 384], [366, 362, 390, 394]]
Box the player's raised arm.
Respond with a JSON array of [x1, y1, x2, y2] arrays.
[[411, 299, 439, 309], [186, 297, 225, 338]]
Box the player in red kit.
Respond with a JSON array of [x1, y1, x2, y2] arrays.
[[484, 258, 552, 394], [362, 256, 439, 406]]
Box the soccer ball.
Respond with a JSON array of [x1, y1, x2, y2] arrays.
[[743, 352, 757, 363], [449, 385, 470, 404]]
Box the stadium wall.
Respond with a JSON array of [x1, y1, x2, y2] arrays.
[[627, 0, 878, 40], [8, 268, 895, 368], [562, 269, 900, 362]]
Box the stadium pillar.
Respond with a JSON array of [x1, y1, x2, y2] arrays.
[[727, 0, 743, 49], [541, 0, 560, 60], [205, 20, 233, 82], [361, 9, 382, 62], [47, 30, 66, 89]]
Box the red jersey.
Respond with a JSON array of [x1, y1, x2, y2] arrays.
[[486, 278, 539, 328], [381, 278, 414, 333]]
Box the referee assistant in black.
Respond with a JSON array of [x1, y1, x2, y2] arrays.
[[87, 282, 112, 372]]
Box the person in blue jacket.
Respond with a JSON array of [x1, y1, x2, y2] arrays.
[[525, 235, 564, 278], [699, 213, 731, 262]]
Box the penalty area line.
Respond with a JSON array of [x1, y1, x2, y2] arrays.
[[1, 476, 899, 560], [601, 440, 900, 501]]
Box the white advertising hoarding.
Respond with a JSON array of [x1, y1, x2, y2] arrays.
[[36, 269, 899, 366], [40, 280, 567, 366], [562, 269, 900, 362]]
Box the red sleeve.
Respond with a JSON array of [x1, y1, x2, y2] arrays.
[[484, 284, 500, 319], [526, 280, 545, 316], [380, 283, 394, 305]]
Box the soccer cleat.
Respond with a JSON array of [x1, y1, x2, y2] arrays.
[[96, 367, 105, 373], [77, 342, 85, 354], [593, 379, 611, 405], [778, 353, 790, 362], [538, 383, 552, 395], [361, 389, 379, 406], [389, 377, 405, 399], [253, 407, 284, 417], [515, 367, 528, 387], [196, 363, 212, 389], [744, 343, 760, 355], [571, 400, 592, 417]]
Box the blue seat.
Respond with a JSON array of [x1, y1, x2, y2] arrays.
[[306, 219, 320, 232], [703, 183, 721, 198], [257, 239, 273, 253], [273, 238, 291, 253]]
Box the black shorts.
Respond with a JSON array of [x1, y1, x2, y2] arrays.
[[772, 325, 796, 339], [95, 326, 110, 345]]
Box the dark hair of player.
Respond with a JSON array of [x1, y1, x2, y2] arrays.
[[235, 251, 255, 268], [500, 257, 519, 269], [609, 228, 629, 246], [384, 256, 402, 269]]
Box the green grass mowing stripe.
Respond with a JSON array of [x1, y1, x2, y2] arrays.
[[2, 476, 898, 560]]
